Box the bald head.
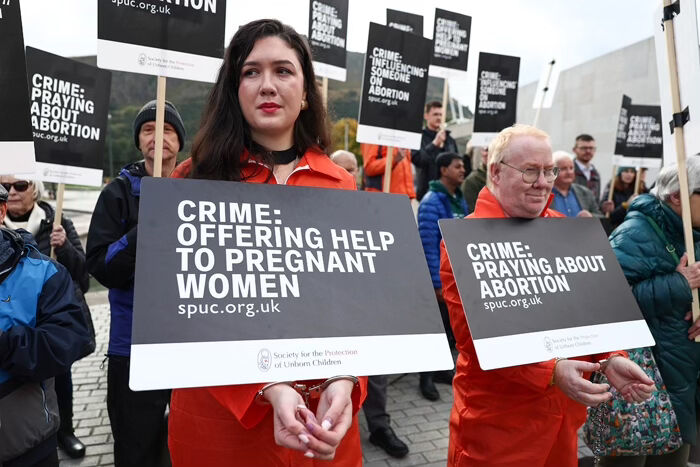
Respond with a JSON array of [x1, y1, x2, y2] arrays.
[[330, 150, 358, 178]]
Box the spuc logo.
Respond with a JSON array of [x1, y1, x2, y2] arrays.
[[257, 349, 272, 372], [544, 337, 553, 353], [138, 53, 147, 66]]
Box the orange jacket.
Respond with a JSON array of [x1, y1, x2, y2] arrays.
[[168, 149, 368, 467], [439, 187, 624, 467], [361, 144, 416, 198]]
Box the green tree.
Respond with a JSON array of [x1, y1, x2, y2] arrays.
[[330, 118, 361, 163]]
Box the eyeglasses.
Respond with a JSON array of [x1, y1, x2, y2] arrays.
[[1, 181, 30, 192], [500, 161, 559, 184]]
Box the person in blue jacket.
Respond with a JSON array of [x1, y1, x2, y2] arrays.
[[0, 183, 89, 467], [86, 100, 185, 467], [607, 156, 700, 466], [416, 152, 467, 401]]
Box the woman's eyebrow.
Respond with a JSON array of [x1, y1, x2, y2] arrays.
[[242, 59, 296, 68]]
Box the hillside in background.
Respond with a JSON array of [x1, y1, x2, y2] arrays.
[[74, 52, 471, 177]]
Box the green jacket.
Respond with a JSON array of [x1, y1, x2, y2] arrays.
[[462, 166, 486, 214], [610, 194, 700, 443]]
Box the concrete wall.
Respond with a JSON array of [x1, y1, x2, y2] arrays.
[[517, 37, 661, 193]]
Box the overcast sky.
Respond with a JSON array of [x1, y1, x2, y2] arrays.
[[20, 0, 664, 106]]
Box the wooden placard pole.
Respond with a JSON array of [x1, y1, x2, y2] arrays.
[[633, 167, 643, 195], [153, 76, 167, 179], [49, 183, 65, 259], [532, 59, 556, 129], [663, 0, 700, 325], [382, 146, 395, 193], [441, 79, 449, 126], [322, 76, 329, 109], [605, 165, 617, 219]]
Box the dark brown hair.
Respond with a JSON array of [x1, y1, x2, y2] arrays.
[[574, 134, 595, 146], [190, 19, 330, 181], [613, 168, 645, 193], [425, 100, 442, 113]]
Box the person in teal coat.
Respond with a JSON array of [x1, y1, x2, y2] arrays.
[[608, 156, 700, 465]]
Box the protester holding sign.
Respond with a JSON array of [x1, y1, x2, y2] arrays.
[[604, 158, 700, 465], [362, 144, 415, 198], [412, 101, 459, 200], [600, 167, 648, 230], [0, 176, 94, 459], [168, 19, 366, 466], [86, 99, 186, 467], [438, 124, 654, 467], [0, 184, 90, 467]]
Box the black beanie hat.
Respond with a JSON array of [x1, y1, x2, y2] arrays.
[[133, 100, 186, 152], [0, 184, 7, 203]]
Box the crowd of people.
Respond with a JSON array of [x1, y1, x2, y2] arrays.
[[1, 17, 699, 467]]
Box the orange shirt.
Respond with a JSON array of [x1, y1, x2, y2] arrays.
[[440, 187, 623, 467], [168, 149, 367, 467], [361, 144, 416, 198]]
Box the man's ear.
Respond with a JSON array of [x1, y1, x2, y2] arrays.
[[489, 162, 499, 186], [669, 191, 682, 207]]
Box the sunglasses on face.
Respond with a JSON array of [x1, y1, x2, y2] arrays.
[[2, 181, 30, 193]]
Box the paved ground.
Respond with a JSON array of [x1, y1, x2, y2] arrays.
[[59, 291, 700, 466], [58, 292, 113, 467]]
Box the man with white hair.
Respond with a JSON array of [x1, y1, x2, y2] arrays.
[[551, 151, 603, 218], [438, 124, 655, 466], [330, 150, 359, 179]]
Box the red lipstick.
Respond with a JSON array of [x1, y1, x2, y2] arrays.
[[259, 102, 281, 114]]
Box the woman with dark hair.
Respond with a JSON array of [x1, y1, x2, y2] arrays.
[[601, 167, 648, 231], [169, 19, 366, 467]]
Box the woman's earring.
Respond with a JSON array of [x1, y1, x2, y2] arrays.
[[301, 99, 308, 110]]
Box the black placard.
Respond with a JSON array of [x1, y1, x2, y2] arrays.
[[386, 9, 423, 36], [0, 0, 31, 142], [356, 23, 432, 149], [614, 95, 633, 155], [97, 0, 226, 81], [26, 47, 112, 186], [430, 8, 471, 76], [129, 178, 453, 389], [616, 100, 663, 159], [440, 217, 653, 370], [624, 105, 663, 158], [473, 52, 520, 134], [0, 0, 35, 174], [308, 0, 348, 81]]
